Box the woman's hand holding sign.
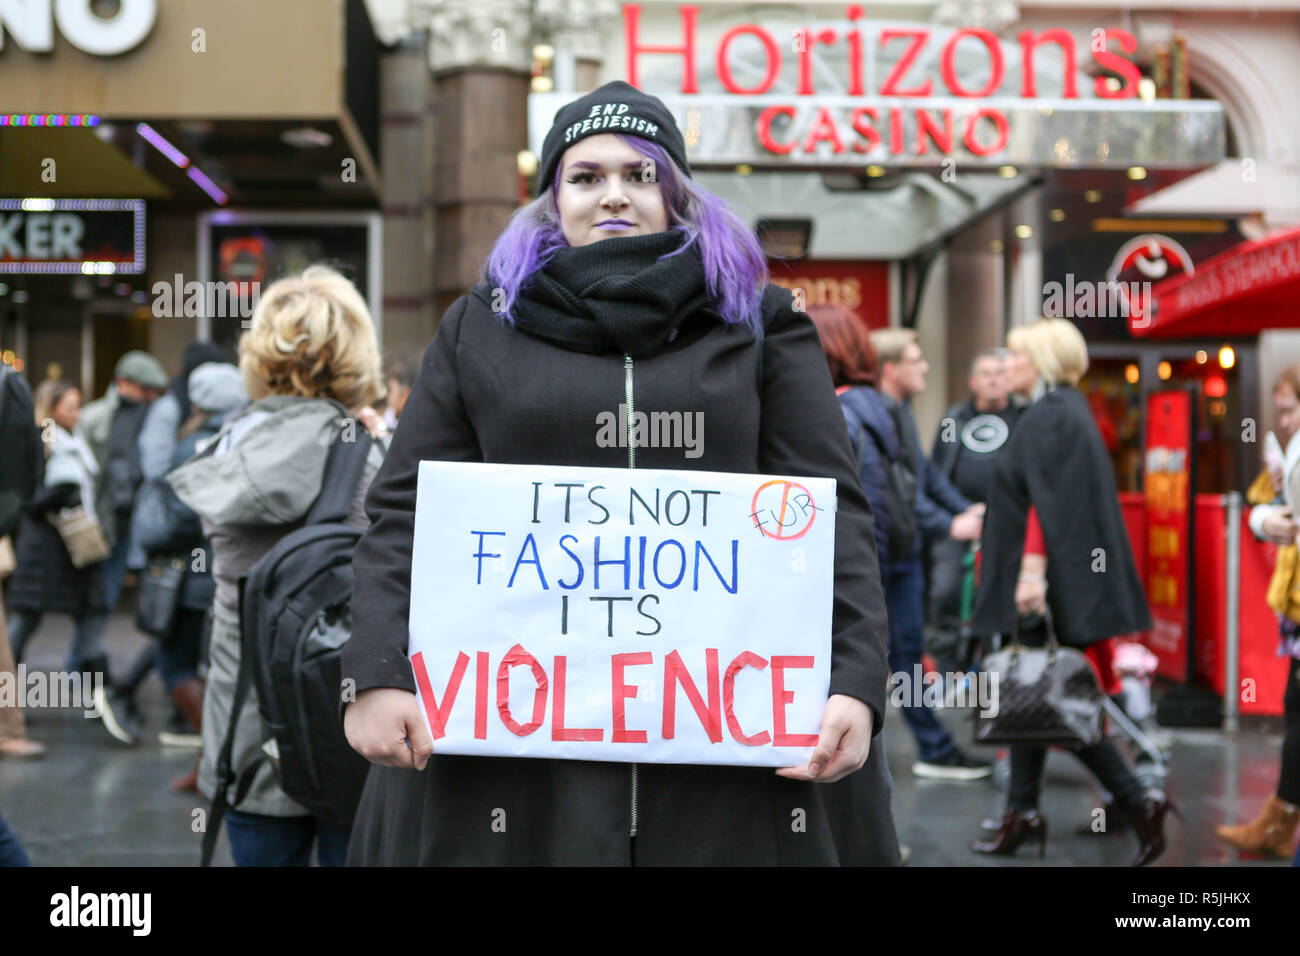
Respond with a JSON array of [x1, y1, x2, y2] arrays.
[[775, 694, 872, 783], [347, 683, 872, 781], [345, 687, 434, 771]]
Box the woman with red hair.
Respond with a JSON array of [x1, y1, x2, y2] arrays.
[[807, 305, 897, 577]]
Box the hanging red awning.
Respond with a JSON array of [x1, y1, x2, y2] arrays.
[[1130, 225, 1300, 338]]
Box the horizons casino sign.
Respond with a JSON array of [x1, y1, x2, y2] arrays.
[[0, 0, 157, 56], [529, 4, 1226, 170]]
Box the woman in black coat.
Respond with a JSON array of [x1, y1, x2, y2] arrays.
[[7, 380, 115, 738], [341, 81, 897, 865], [970, 318, 1173, 866]]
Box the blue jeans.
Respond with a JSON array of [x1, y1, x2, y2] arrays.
[[224, 809, 351, 867], [0, 812, 31, 866], [156, 608, 205, 692], [102, 530, 132, 613], [885, 557, 957, 763], [7, 610, 110, 672]]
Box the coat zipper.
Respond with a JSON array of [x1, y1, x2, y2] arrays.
[[624, 354, 638, 471], [624, 353, 639, 839]]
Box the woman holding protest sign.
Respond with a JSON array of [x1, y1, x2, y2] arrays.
[[342, 82, 897, 866]]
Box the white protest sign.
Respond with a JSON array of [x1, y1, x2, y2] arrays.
[[407, 462, 837, 767]]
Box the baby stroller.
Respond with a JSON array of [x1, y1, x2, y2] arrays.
[[1100, 640, 1173, 789]]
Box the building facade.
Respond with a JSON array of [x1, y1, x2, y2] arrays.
[[3, 0, 1299, 490]]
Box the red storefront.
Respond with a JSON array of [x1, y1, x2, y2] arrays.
[[1137, 225, 1300, 341], [1118, 227, 1300, 718], [1118, 493, 1285, 718], [765, 259, 890, 329]]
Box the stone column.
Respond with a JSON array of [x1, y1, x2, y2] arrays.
[[421, 0, 534, 319], [146, 212, 198, 375], [379, 34, 438, 358], [536, 0, 621, 93], [945, 248, 1005, 408], [1009, 229, 1043, 329], [913, 252, 951, 444]]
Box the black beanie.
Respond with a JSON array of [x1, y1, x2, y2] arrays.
[[536, 81, 690, 197]]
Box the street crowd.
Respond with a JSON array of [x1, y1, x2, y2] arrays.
[[0, 82, 1296, 867]]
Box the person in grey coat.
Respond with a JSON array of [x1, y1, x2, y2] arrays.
[[77, 350, 168, 473], [168, 266, 388, 866], [134, 361, 247, 790], [132, 341, 234, 569], [109, 342, 237, 736], [73, 351, 167, 744]]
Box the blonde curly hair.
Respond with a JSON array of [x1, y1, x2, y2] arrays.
[[238, 265, 383, 411]]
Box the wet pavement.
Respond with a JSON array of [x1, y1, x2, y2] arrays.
[[0, 606, 1293, 867], [886, 710, 1291, 868]]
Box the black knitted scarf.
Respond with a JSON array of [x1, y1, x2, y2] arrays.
[[499, 230, 715, 357]]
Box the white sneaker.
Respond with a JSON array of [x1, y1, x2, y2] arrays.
[[912, 750, 994, 781], [158, 730, 202, 749], [93, 687, 139, 746]]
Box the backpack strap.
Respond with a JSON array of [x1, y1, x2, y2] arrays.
[[305, 425, 374, 526], [199, 673, 262, 867], [200, 589, 257, 867]]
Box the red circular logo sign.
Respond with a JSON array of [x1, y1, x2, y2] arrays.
[[750, 479, 818, 541]]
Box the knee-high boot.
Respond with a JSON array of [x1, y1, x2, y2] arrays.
[[169, 678, 204, 792]]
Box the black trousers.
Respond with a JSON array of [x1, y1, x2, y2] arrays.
[[1280, 656, 1300, 807], [1008, 740, 1147, 813]]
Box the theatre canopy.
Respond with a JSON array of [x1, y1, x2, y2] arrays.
[[0, 0, 380, 205], [1131, 226, 1300, 339]]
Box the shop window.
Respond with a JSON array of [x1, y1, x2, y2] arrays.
[[1079, 358, 1145, 492], [1080, 352, 1242, 496]]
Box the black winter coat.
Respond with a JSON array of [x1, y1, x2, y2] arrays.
[[840, 386, 898, 573], [6, 482, 108, 618], [344, 280, 896, 866], [971, 384, 1151, 647]]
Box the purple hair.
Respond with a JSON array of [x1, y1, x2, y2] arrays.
[[482, 135, 768, 331]]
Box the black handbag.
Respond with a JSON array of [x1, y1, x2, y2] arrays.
[[136, 553, 187, 641], [974, 607, 1105, 749]]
